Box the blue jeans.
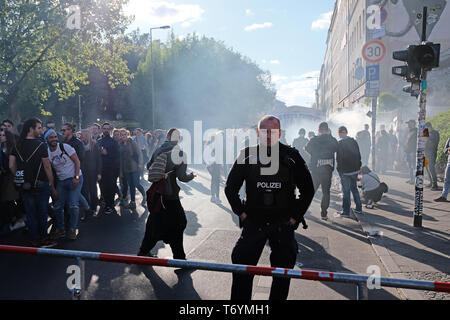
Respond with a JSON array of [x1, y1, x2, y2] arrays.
[[340, 174, 362, 215], [54, 176, 83, 230], [80, 194, 90, 211], [124, 171, 146, 202], [21, 183, 51, 242], [442, 163, 450, 199]]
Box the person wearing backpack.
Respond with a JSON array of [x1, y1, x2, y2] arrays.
[[9, 118, 58, 248], [138, 128, 196, 259], [45, 130, 83, 240]]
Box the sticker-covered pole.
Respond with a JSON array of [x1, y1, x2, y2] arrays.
[[413, 7, 428, 228]]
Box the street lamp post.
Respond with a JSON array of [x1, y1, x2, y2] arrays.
[[150, 25, 170, 130], [306, 76, 320, 109]]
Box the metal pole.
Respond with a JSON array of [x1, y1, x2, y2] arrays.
[[371, 97, 377, 171], [413, 7, 428, 228], [77, 257, 85, 300], [150, 30, 155, 131], [356, 282, 369, 300]]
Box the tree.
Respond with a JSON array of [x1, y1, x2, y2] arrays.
[[378, 92, 404, 111], [0, 0, 133, 123], [128, 33, 276, 130]]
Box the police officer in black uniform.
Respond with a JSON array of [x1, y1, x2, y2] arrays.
[[225, 115, 315, 300]]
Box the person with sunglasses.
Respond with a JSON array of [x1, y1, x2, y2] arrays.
[[44, 121, 63, 143], [46, 130, 83, 241]]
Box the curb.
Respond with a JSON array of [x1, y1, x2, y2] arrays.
[[354, 211, 425, 300]]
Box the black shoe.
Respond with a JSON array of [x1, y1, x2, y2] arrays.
[[434, 197, 448, 202], [104, 207, 114, 215], [431, 186, 442, 191]]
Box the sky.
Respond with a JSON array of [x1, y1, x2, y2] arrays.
[[124, 0, 336, 107]]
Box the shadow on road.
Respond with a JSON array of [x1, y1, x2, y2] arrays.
[[140, 266, 201, 300], [294, 233, 399, 300]]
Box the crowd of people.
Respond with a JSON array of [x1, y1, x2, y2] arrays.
[[290, 119, 449, 220], [0, 118, 170, 246], [1, 116, 449, 250]]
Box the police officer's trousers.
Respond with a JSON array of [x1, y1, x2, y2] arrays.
[[231, 218, 298, 300]]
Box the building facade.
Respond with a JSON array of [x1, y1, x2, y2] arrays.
[[319, 0, 450, 118]]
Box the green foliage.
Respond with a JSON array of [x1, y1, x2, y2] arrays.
[[0, 0, 133, 122], [1, 3, 275, 130], [428, 109, 450, 174], [378, 92, 403, 112]]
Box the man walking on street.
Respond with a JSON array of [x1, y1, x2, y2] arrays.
[[336, 126, 363, 217], [305, 122, 338, 221], [292, 128, 310, 164], [98, 123, 120, 215], [425, 122, 440, 191]]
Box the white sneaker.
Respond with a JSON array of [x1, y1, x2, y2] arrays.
[[10, 220, 26, 231]]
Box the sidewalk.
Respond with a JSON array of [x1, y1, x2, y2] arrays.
[[353, 171, 450, 300]]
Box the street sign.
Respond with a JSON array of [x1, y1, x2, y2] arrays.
[[371, 24, 386, 39], [367, 81, 380, 89], [403, 0, 447, 39], [355, 66, 365, 80], [366, 65, 380, 81], [362, 40, 386, 63], [366, 88, 380, 97], [380, 7, 388, 24]]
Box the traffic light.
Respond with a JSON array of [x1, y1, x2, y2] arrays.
[[392, 42, 441, 82], [392, 45, 421, 82], [413, 43, 440, 71], [402, 83, 420, 98]]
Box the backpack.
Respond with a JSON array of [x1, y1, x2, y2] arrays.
[[13, 142, 44, 190], [147, 152, 171, 182]]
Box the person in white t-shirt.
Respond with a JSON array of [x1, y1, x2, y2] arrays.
[[45, 130, 83, 240]]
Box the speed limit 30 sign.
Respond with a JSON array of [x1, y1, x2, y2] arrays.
[[362, 40, 386, 63]]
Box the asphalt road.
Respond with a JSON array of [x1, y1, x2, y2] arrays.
[[0, 168, 401, 300]]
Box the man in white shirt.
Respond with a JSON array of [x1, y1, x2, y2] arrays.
[[46, 130, 83, 240]]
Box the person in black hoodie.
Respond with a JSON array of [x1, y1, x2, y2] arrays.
[[138, 128, 195, 259], [336, 126, 363, 216], [305, 122, 338, 220], [98, 123, 121, 215]]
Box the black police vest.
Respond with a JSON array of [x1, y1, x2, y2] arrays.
[[245, 150, 296, 216]]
